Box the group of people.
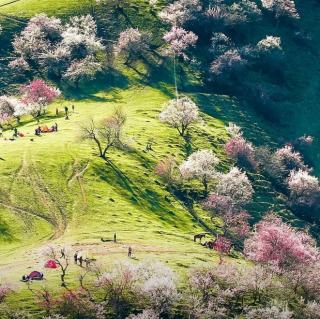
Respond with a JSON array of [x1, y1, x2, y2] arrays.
[[73, 251, 96, 268], [35, 123, 58, 136]]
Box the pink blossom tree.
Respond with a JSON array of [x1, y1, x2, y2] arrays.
[[213, 235, 232, 263], [155, 156, 177, 186], [203, 193, 234, 215], [244, 214, 318, 271], [224, 211, 251, 239], [20, 79, 60, 120], [225, 136, 255, 168], [114, 28, 150, 64], [163, 27, 198, 96], [210, 49, 247, 76]]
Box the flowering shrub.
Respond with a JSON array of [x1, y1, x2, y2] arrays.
[[255, 146, 286, 182], [11, 14, 105, 82], [225, 136, 255, 168], [154, 156, 176, 186], [0, 284, 12, 303], [225, 122, 242, 138], [213, 236, 232, 254], [224, 211, 251, 238], [257, 36, 282, 52], [0, 96, 24, 124]]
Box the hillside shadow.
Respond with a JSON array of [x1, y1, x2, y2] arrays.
[[62, 69, 130, 102], [0, 218, 15, 242], [92, 160, 189, 228]]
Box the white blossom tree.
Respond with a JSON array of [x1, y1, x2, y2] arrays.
[[179, 149, 219, 192], [159, 96, 199, 139], [261, 0, 299, 20], [206, 0, 262, 26], [0, 96, 27, 125], [127, 309, 159, 319], [287, 169, 320, 207], [63, 55, 103, 88], [257, 36, 282, 52], [216, 167, 254, 207], [276, 145, 308, 172], [11, 14, 105, 84], [159, 0, 202, 26]]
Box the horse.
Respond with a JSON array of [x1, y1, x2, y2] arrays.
[[194, 233, 207, 243], [202, 241, 215, 249]]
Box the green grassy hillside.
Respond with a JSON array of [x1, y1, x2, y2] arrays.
[[0, 83, 237, 311]]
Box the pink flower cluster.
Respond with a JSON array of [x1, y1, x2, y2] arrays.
[[20, 79, 60, 106], [224, 211, 250, 238], [213, 236, 232, 254], [225, 136, 254, 163], [244, 214, 318, 270], [163, 26, 198, 59]]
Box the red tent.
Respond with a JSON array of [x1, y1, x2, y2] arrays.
[[28, 271, 44, 280], [44, 259, 58, 269]]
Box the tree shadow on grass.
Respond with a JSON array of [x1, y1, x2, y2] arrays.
[[0, 218, 15, 242], [62, 69, 130, 102], [92, 159, 189, 228]]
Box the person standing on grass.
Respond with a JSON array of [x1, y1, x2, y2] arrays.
[[74, 252, 78, 264], [79, 255, 83, 267], [114, 233, 117, 243], [128, 246, 132, 258], [72, 105, 75, 112], [64, 106, 69, 120], [56, 108, 59, 116]]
